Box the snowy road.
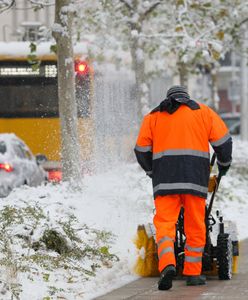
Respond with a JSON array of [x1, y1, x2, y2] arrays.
[[95, 239, 248, 300]]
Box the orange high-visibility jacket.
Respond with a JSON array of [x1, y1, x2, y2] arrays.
[[134, 100, 232, 199]]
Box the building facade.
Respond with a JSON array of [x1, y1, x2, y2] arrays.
[[0, 0, 54, 42]]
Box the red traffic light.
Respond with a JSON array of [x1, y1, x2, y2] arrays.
[[0, 163, 13, 172], [75, 61, 89, 75]]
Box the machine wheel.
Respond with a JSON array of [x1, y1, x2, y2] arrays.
[[217, 233, 233, 280]]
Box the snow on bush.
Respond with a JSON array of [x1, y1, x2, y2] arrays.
[[0, 196, 118, 299]]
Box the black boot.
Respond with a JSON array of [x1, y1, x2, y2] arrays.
[[186, 275, 206, 286], [158, 265, 176, 290]]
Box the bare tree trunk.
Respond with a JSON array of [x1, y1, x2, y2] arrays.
[[53, 0, 82, 182], [178, 61, 188, 88], [241, 25, 248, 141], [130, 37, 149, 121], [210, 68, 219, 111]]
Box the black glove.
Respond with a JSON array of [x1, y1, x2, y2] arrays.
[[218, 164, 230, 177], [146, 171, 153, 179]]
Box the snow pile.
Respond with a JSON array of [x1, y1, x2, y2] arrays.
[[214, 137, 248, 240], [0, 136, 247, 299], [0, 193, 119, 299]]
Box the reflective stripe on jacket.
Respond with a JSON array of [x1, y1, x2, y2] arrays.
[[134, 102, 232, 199]]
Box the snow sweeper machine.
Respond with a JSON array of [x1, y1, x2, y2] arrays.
[[134, 153, 239, 279]]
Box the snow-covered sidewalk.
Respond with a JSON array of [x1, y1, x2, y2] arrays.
[[0, 137, 247, 299]]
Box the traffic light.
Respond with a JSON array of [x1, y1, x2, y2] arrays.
[[75, 61, 89, 76]]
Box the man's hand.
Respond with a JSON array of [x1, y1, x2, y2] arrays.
[[146, 171, 153, 179]]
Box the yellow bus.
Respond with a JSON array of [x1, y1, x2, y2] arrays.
[[0, 42, 93, 162]]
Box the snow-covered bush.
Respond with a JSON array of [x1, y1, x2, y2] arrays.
[[0, 201, 118, 299]]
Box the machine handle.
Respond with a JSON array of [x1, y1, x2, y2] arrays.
[[207, 172, 222, 217], [210, 152, 217, 168]]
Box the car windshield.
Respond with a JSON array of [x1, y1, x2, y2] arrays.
[[0, 141, 7, 154]]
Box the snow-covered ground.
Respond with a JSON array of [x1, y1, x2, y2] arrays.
[[0, 136, 247, 299]]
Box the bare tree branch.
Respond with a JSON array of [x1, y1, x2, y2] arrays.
[[239, 17, 248, 28], [119, 0, 133, 11], [0, 0, 15, 13], [143, 1, 161, 17]]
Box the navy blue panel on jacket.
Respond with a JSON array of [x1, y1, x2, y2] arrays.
[[152, 155, 210, 199]]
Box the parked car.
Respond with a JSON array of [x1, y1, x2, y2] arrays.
[[0, 133, 47, 197], [33, 153, 62, 183], [220, 112, 240, 135], [42, 160, 62, 183]]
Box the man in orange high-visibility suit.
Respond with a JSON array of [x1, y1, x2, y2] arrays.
[[134, 86, 232, 290]]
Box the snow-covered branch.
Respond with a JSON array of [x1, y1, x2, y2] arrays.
[[27, 0, 55, 7], [239, 17, 248, 27], [143, 1, 161, 17], [0, 0, 15, 13], [119, 0, 133, 11]]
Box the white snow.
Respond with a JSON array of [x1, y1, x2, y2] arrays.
[[0, 136, 247, 299], [131, 30, 139, 38], [65, 57, 73, 65], [0, 41, 88, 58], [51, 23, 64, 34], [209, 41, 223, 53]]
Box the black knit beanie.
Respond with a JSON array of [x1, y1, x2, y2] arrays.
[[166, 85, 190, 101]]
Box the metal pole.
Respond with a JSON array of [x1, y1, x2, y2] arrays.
[[241, 24, 248, 141], [231, 51, 237, 113]]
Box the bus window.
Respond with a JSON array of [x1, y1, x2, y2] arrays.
[[0, 60, 91, 118], [0, 83, 58, 118]]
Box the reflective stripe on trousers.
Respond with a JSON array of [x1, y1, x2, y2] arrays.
[[184, 243, 205, 275], [156, 236, 175, 271], [185, 256, 202, 262], [185, 244, 204, 253]]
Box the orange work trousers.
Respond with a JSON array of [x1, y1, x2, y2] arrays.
[[153, 194, 206, 276]]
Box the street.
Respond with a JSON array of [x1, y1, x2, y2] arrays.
[[96, 239, 247, 300]]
